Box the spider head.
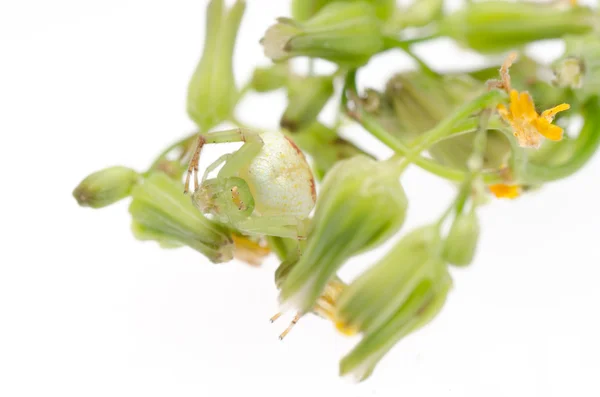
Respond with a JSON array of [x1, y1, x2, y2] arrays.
[[192, 177, 255, 223]]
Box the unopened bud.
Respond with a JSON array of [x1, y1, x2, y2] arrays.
[[187, 0, 245, 130], [250, 63, 290, 93], [279, 156, 408, 313], [554, 34, 600, 103], [335, 226, 446, 336], [281, 76, 334, 132], [73, 166, 140, 209], [383, 71, 510, 170], [262, 2, 384, 67], [291, 0, 395, 22], [440, 2, 597, 53], [340, 271, 452, 382], [385, 0, 443, 31], [442, 211, 480, 267], [554, 57, 585, 89]]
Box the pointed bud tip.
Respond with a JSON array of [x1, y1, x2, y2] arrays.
[[261, 21, 298, 62]]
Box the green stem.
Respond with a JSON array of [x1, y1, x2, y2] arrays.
[[348, 72, 507, 183], [454, 109, 491, 214], [382, 36, 437, 77], [359, 113, 503, 183], [410, 90, 506, 152], [524, 98, 600, 183]]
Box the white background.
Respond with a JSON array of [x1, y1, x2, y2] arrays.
[[1, 1, 599, 396]]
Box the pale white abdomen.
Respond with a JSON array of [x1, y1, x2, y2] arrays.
[[239, 131, 316, 218]]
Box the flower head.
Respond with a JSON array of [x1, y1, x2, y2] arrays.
[[495, 53, 570, 148], [498, 90, 570, 148]]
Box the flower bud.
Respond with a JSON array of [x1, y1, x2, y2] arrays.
[[73, 166, 140, 209], [385, 0, 443, 30], [129, 173, 234, 263], [291, 0, 395, 22], [281, 76, 334, 132], [334, 226, 446, 336], [554, 34, 600, 104], [440, 2, 597, 53], [250, 63, 290, 93], [339, 274, 451, 382], [279, 156, 408, 313], [383, 72, 511, 170], [442, 210, 480, 267], [262, 2, 384, 67], [554, 57, 585, 89], [187, 0, 245, 130]]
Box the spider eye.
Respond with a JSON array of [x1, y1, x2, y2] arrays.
[[223, 177, 255, 218]]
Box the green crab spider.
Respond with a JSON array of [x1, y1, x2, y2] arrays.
[[184, 128, 316, 239]]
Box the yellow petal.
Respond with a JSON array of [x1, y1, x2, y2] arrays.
[[538, 122, 564, 141], [509, 89, 521, 117], [541, 103, 570, 122], [519, 91, 537, 119], [489, 184, 521, 199]]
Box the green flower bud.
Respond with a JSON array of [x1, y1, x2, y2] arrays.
[[384, 72, 465, 138], [281, 76, 334, 132], [73, 166, 140, 209], [291, 0, 395, 22], [334, 226, 446, 336], [291, 0, 330, 22], [339, 274, 451, 382], [290, 122, 371, 179], [385, 0, 443, 31], [279, 156, 408, 313], [382, 72, 511, 170], [554, 34, 600, 103], [442, 210, 480, 267], [554, 57, 585, 89], [187, 0, 245, 130], [250, 63, 290, 93], [440, 2, 597, 53], [262, 2, 384, 67], [129, 173, 234, 263]]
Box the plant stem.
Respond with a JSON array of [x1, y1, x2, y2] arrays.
[[524, 98, 600, 183], [382, 36, 437, 77], [345, 69, 507, 183]]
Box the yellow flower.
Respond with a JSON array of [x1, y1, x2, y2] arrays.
[[489, 184, 521, 199], [498, 90, 570, 148], [493, 52, 570, 149]]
